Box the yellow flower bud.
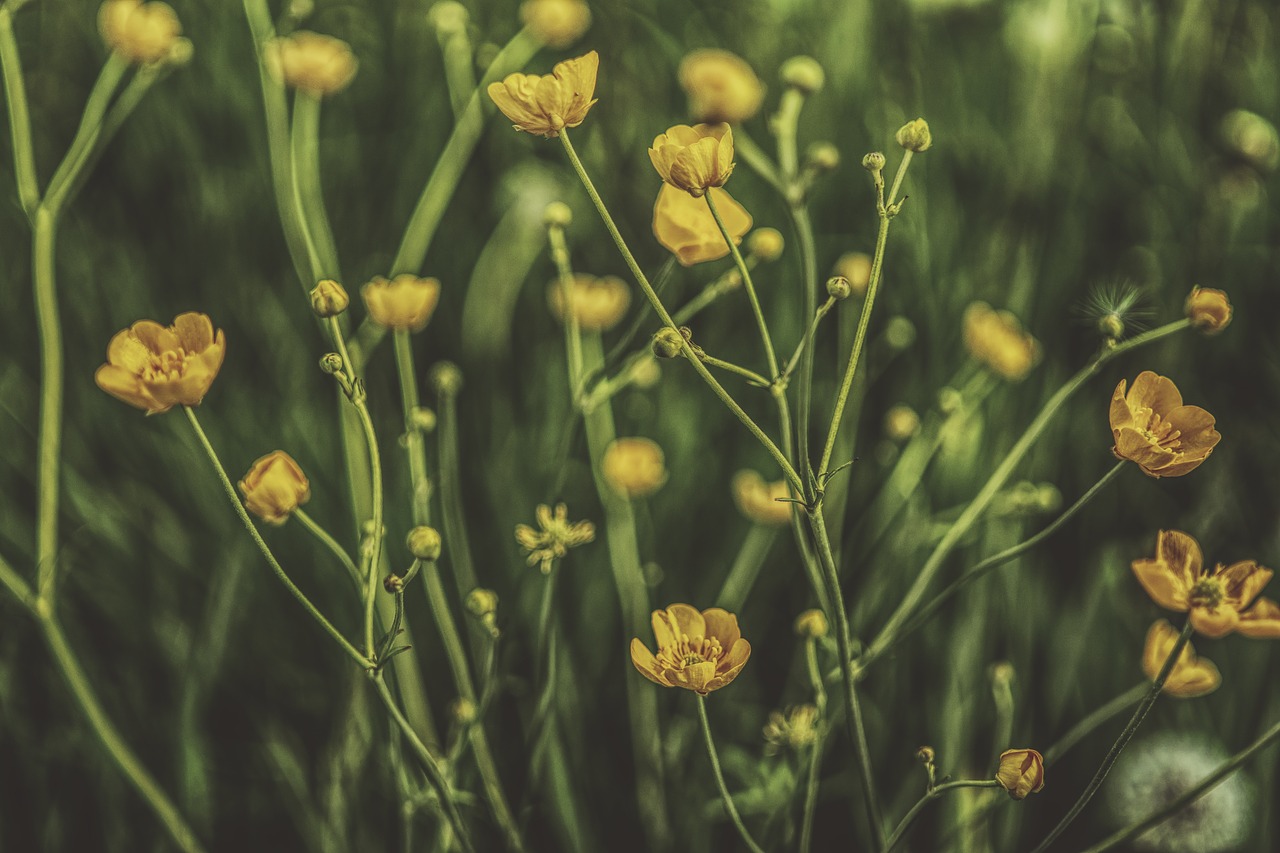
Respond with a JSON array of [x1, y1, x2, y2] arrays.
[[98, 0, 181, 66], [762, 704, 819, 754], [406, 526, 443, 561], [409, 407, 437, 433], [520, 0, 591, 49], [649, 123, 736, 197], [678, 49, 765, 125], [361, 275, 442, 332], [652, 184, 752, 266], [266, 31, 358, 98], [310, 279, 350, 318], [547, 274, 632, 331], [452, 696, 478, 725], [731, 470, 794, 527], [466, 588, 499, 617], [794, 609, 828, 639], [834, 252, 872, 297], [807, 142, 840, 172], [995, 748, 1045, 799], [1184, 286, 1231, 334], [488, 51, 599, 138], [780, 56, 824, 94], [861, 152, 886, 172], [884, 405, 920, 442], [543, 201, 573, 228], [896, 118, 932, 153], [601, 437, 667, 498], [430, 361, 463, 396], [962, 302, 1040, 381], [428, 1, 469, 35], [746, 228, 784, 262], [238, 451, 311, 525]]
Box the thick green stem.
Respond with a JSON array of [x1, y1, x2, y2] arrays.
[[42, 53, 128, 215], [697, 696, 766, 853], [392, 330, 433, 525], [705, 190, 778, 378], [883, 779, 1001, 852]]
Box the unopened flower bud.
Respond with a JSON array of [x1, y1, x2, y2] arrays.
[[166, 37, 194, 67], [466, 588, 499, 618], [780, 56, 824, 95], [835, 252, 872, 296], [520, 0, 591, 49], [884, 405, 920, 442], [428, 1, 469, 35], [1184, 286, 1231, 334], [895, 118, 932, 153], [406, 525, 442, 561], [310, 279, 350, 317], [384, 573, 404, 594], [885, 316, 916, 350], [451, 696, 477, 725], [409, 407, 437, 433], [319, 352, 344, 374], [995, 748, 1045, 799], [916, 745, 936, 765], [794, 608, 829, 639], [543, 201, 573, 228], [826, 275, 852, 300], [430, 361, 463, 396], [807, 142, 840, 172], [652, 327, 686, 359], [862, 151, 886, 172], [746, 228, 785, 262]]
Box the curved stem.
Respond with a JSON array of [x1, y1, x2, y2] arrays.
[[883, 779, 1001, 852], [781, 296, 835, 383], [705, 190, 778, 378], [294, 508, 363, 591], [436, 383, 480, 603], [42, 53, 128, 215], [696, 696, 766, 853], [0, 4, 39, 216], [287, 92, 326, 281]]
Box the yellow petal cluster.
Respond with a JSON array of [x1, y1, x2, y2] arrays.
[[520, 0, 592, 49], [238, 451, 311, 525], [1184, 286, 1232, 334], [1109, 371, 1219, 478], [678, 49, 764, 124], [652, 184, 752, 266], [762, 705, 819, 754], [546, 274, 631, 331], [1131, 530, 1280, 639], [649, 123, 735, 197], [630, 604, 751, 694], [514, 503, 595, 574], [362, 275, 442, 331], [266, 31, 358, 97], [1141, 619, 1220, 698], [962, 302, 1040, 381], [995, 748, 1044, 799], [601, 437, 667, 498], [488, 51, 599, 138], [730, 470, 794, 527], [99, 0, 181, 65], [95, 312, 226, 414]]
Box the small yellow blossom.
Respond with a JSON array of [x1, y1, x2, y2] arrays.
[[95, 312, 226, 414], [745, 228, 784, 262], [238, 451, 311, 525], [601, 437, 667, 498], [266, 31, 358, 97], [794, 609, 828, 639], [1142, 619, 1220, 698], [649, 123, 735, 197], [547, 274, 631, 331], [361, 275, 442, 331], [730, 470, 794, 527], [515, 503, 595, 574], [652, 184, 752, 266], [896, 118, 933, 152], [763, 704, 819, 754], [1131, 530, 1279, 639], [963, 302, 1040, 381], [678, 49, 764, 124], [630, 603, 751, 694], [1184, 286, 1232, 334], [99, 0, 181, 65], [884, 405, 920, 442], [995, 748, 1044, 799], [520, 0, 591, 49], [488, 51, 599, 138], [834, 252, 872, 297], [1109, 371, 1219, 478]]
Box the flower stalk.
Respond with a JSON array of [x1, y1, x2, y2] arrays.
[[697, 696, 767, 853]]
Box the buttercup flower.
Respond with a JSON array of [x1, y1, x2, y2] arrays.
[[547, 274, 631, 331], [1109, 371, 1219, 478], [762, 704, 819, 755], [488, 51, 599, 138], [730, 470, 794, 527], [601, 437, 667, 498], [1184, 286, 1232, 334], [238, 451, 311, 525], [995, 748, 1045, 799], [630, 604, 751, 694], [652, 184, 752, 266], [649, 123, 735, 197], [1131, 530, 1280, 639], [515, 503, 595, 574], [95, 312, 226, 414], [678, 49, 764, 124], [520, 0, 591, 49], [266, 31, 358, 97], [1142, 619, 1220, 698], [99, 0, 181, 65], [963, 302, 1040, 381], [362, 275, 442, 331]]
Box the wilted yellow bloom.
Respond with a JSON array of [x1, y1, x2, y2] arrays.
[[630, 603, 751, 694], [963, 302, 1040, 381], [834, 252, 872, 296], [678, 49, 764, 124], [1109, 371, 1219, 478], [1142, 619, 1220, 698], [1131, 530, 1280, 639], [1184, 286, 1232, 334], [730, 470, 794, 527], [896, 118, 933, 152], [95, 312, 226, 414], [995, 748, 1044, 799], [794, 609, 828, 639], [266, 31, 358, 97], [649, 123, 735, 197], [601, 437, 667, 498], [547, 274, 631, 331], [99, 0, 181, 65], [488, 51, 599, 138], [514, 503, 595, 574], [238, 451, 311, 525], [361, 275, 442, 331], [520, 0, 591, 49], [763, 705, 819, 754], [652, 184, 752, 266]]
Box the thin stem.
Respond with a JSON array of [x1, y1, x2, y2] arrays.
[[42, 53, 128, 215], [1029, 619, 1195, 853], [885, 150, 913, 210], [0, 4, 40, 216], [31, 207, 61, 600], [547, 223, 585, 395], [436, 382, 480, 603], [294, 508, 363, 591], [781, 296, 835, 383], [392, 330, 432, 525], [697, 696, 767, 853], [732, 127, 786, 195], [799, 637, 828, 853], [883, 779, 1001, 852], [702, 354, 770, 387], [705, 190, 779, 378], [0, 551, 34, 607], [1043, 681, 1148, 766], [291, 91, 340, 276]]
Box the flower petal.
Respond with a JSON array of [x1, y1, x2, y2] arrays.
[[665, 603, 706, 643], [1163, 657, 1221, 698], [1190, 605, 1239, 639], [1217, 561, 1273, 611], [1131, 557, 1189, 612], [1156, 530, 1202, 587], [629, 638, 669, 686], [1109, 379, 1133, 431], [173, 312, 214, 352], [1127, 371, 1182, 413], [1238, 597, 1280, 639], [701, 608, 740, 649]]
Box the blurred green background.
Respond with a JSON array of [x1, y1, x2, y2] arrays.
[[1, 0, 1279, 850]]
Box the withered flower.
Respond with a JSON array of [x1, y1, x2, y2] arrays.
[[995, 748, 1045, 799]]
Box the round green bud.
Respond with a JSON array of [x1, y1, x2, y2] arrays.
[[406, 525, 443, 561], [895, 118, 932, 153], [319, 352, 344, 374], [543, 201, 573, 228], [807, 142, 840, 172], [430, 361, 463, 396], [861, 151, 886, 172], [466, 588, 499, 618], [780, 56, 824, 94], [746, 228, 785, 262], [826, 275, 853, 300], [310, 279, 350, 318], [652, 327, 686, 359]]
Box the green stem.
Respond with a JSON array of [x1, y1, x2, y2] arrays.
[[885, 150, 913, 210], [1043, 681, 1148, 766], [732, 127, 786, 195], [291, 92, 340, 276], [701, 354, 770, 387], [697, 696, 766, 853], [392, 330, 433, 525], [436, 382, 480, 605], [883, 779, 1001, 852], [435, 18, 476, 118], [0, 3, 40, 216], [32, 207, 61, 600], [294, 508, 363, 592], [0, 550, 33, 607], [705, 190, 779, 378], [42, 53, 128, 215], [547, 223, 585, 396], [799, 638, 828, 853], [781, 296, 835, 384], [715, 524, 778, 612]]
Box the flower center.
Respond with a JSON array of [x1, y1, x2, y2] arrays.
[[1190, 577, 1224, 610], [143, 347, 192, 382], [655, 633, 724, 673], [682, 653, 706, 666], [1136, 407, 1182, 450]]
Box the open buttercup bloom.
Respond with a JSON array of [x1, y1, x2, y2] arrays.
[[1131, 529, 1280, 639], [630, 604, 751, 694], [99, 0, 181, 65], [266, 31, 358, 97], [488, 51, 599, 138], [238, 451, 311, 525], [95, 312, 225, 414], [546, 274, 631, 331], [649, 123, 735, 197], [601, 437, 667, 498], [520, 0, 591, 49], [995, 748, 1045, 799], [963, 302, 1040, 381], [678, 49, 764, 124], [361, 275, 442, 331], [1142, 619, 1221, 698], [731, 470, 794, 527], [1184, 286, 1232, 334], [652, 184, 751, 266], [514, 503, 595, 575], [1109, 371, 1219, 478]]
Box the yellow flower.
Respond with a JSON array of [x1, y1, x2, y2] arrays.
[[520, 0, 591, 49], [649, 123, 735, 197], [361, 275, 442, 331], [884, 404, 921, 442], [678, 49, 764, 124], [1109, 371, 1219, 478], [1131, 529, 1279, 639], [1142, 619, 1220, 698], [546, 274, 631, 331], [730, 470, 794, 527], [762, 704, 819, 754], [793, 609, 828, 639], [652, 184, 752, 266], [995, 748, 1045, 799], [963, 302, 1040, 381], [601, 437, 667, 498], [834, 252, 872, 297], [1184, 286, 1232, 334], [514, 503, 595, 574], [238, 451, 311, 525], [95, 312, 226, 414], [99, 0, 181, 65], [266, 31, 358, 97], [630, 604, 751, 694], [487, 51, 599, 138]]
